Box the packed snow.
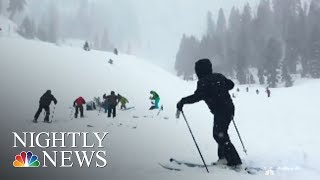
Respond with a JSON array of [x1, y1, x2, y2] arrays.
[[0, 34, 320, 179]]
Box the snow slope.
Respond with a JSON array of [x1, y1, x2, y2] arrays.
[[0, 36, 320, 180]]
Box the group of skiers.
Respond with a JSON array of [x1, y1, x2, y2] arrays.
[[33, 89, 162, 123], [233, 86, 271, 98], [32, 58, 263, 169], [102, 91, 127, 118]]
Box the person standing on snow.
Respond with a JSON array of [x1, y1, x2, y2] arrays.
[[105, 91, 119, 118], [118, 94, 129, 110], [149, 90, 160, 110], [33, 90, 57, 123], [266, 87, 271, 97], [176, 59, 242, 168], [73, 96, 86, 118]]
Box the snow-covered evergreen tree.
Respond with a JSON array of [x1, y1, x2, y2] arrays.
[[265, 38, 282, 88], [7, 0, 26, 20], [18, 16, 36, 39]]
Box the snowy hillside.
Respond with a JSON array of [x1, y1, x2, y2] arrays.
[[0, 36, 320, 180], [0, 15, 19, 37]]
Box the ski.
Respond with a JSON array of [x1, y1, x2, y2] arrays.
[[169, 158, 215, 168], [158, 163, 181, 171], [166, 158, 265, 175], [120, 107, 135, 111]]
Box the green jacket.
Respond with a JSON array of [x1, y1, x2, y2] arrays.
[[119, 97, 129, 104], [150, 91, 160, 100]]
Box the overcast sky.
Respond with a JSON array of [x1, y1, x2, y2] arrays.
[[124, 0, 260, 70], [25, 0, 260, 71]]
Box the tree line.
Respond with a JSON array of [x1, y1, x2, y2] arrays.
[[0, 0, 138, 54], [175, 0, 320, 87]]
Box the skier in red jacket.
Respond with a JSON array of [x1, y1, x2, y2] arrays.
[[73, 96, 86, 118]]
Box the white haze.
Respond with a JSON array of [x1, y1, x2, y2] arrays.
[[24, 0, 261, 71]]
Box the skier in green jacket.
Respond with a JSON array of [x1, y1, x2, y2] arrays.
[[149, 90, 160, 110], [118, 94, 129, 110]]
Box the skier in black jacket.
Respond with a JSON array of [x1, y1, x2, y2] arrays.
[[33, 90, 57, 123], [177, 59, 242, 167]]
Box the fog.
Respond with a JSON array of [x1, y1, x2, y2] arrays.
[[9, 0, 260, 70]]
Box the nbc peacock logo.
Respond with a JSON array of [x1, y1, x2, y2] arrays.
[[13, 151, 40, 167]]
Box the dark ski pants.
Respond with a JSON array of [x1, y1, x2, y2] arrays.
[[213, 107, 242, 166], [34, 104, 50, 122], [75, 105, 84, 118], [120, 103, 126, 109], [107, 105, 116, 118]]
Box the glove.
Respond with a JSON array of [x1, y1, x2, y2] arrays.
[[176, 100, 184, 111]]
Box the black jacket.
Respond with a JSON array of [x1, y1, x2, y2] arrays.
[[105, 94, 119, 106], [180, 73, 234, 114], [39, 91, 57, 107]]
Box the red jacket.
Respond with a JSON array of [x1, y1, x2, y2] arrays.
[[74, 97, 86, 106]]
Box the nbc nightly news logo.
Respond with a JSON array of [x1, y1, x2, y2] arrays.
[[12, 132, 109, 168], [13, 151, 40, 167]]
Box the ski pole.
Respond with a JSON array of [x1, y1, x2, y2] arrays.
[[232, 117, 248, 155], [157, 105, 163, 116], [50, 105, 56, 123], [71, 106, 75, 120], [69, 107, 74, 120], [181, 111, 209, 173]]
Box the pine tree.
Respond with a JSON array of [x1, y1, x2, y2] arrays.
[[236, 4, 253, 84], [226, 7, 241, 75], [258, 68, 265, 84], [308, 0, 320, 78], [215, 8, 227, 68], [175, 34, 188, 77], [265, 38, 282, 87], [175, 35, 201, 80], [7, 0, 26, 20], [284, 0, 303, 73], [216, 8, 226, 35], [18, 16, 36, 39], [281, 65, 293, 87], [254, 0, 277, 68], [298, 2, 309, 77], [206, 11, 215, 37], [37, 17, 48, 42], [0, 0, 3, 14]]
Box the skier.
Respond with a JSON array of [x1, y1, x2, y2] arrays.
[[83, 41, 90, 51], [114, 48, 118, 55], [256, 89, 259, 95], [105, 91, 119, 118], [236, 88, 240, 92], [86, 101, 96, 111], [33, 90, 57, 123], [149, 90, 160, 110], [73, 96, 86, 118], [118, 94, 129, 110], [266, 87, 271, 97], [176, 59, 242, 168], [246, 87, 249, 92]]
